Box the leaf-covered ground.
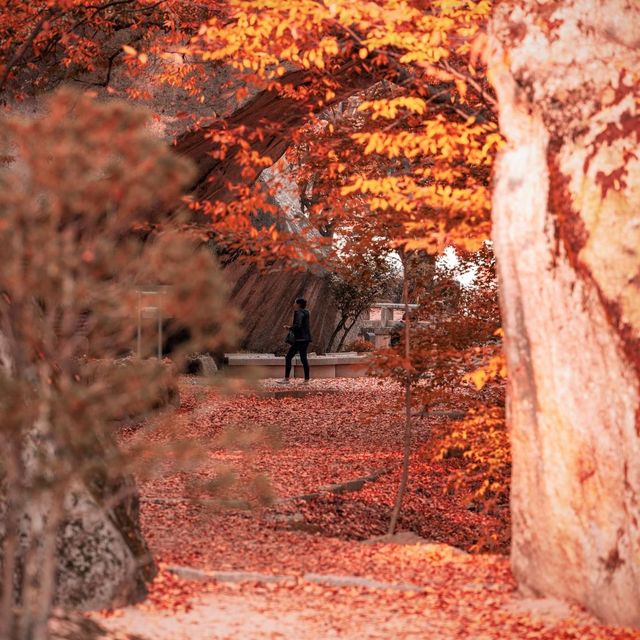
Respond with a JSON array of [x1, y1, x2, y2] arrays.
[[95, 378, 640, 640]]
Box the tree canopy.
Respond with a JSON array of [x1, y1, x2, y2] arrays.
[[182, 0, 501, 260]]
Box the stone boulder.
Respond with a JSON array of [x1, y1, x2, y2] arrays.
[[185, 353, 218, 376], [0, 471, 155, 611]]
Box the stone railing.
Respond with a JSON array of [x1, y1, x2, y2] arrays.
[[365, 302, 419, 328]]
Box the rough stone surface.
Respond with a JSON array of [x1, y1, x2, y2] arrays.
[[489, 0, 640, 627], [221, 260, 338, 353], [55, 479, 155, 610], [0, 469, 154, 612], [186, 353, 218, 377]]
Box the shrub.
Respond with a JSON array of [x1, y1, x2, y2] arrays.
[[346, 338, 374, 353]]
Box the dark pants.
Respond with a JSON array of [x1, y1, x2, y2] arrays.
[[285, 341, 310, 380]]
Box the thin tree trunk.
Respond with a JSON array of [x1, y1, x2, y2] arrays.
[[30, 492, 64, 640], [18, 381, 59, 640], [336, 316, 358, 352], [388, 257, 412, 535], [326, 317, 346, 353], [19, 493, 63, 640], [0, 446, 21, 640], [0, 331, 19, 639]]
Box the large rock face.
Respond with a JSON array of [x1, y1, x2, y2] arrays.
[[173, 79, 341, 353], [488, 0, 640, 627], [223, 261, 337, 353]]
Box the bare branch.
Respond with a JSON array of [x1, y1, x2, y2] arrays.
[[0, 8, 59, 95]]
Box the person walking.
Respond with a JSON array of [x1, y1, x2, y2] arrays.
[[280, 298, 312, 383]]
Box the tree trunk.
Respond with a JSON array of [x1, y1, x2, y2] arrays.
[[388, 253, 413, 535], [326, 317, 346, 353], [336, 317, 358, 352], [0, 333, 155, 627], [489, 0, 640, 627]]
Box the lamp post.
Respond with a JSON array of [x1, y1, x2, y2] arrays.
[[136, 286, 170, 359]]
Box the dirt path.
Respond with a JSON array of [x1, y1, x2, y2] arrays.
[[95, 550, 635, 640], [94, 378, 639, 640]]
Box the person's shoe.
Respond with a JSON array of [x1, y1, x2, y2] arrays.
[[276, 378, 290, 385], [302, 379, 310, 384]]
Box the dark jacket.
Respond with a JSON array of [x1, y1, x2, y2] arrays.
[[291, 308, 312, 342]]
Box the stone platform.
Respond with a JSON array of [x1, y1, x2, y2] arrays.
[[224, 352, 370, 379]]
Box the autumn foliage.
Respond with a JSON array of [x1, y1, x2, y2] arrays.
[[1, 0, 512, 549], [2, 0, 640, 634], [182, 1, 498, 256], [0, 90, 239, 638]]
